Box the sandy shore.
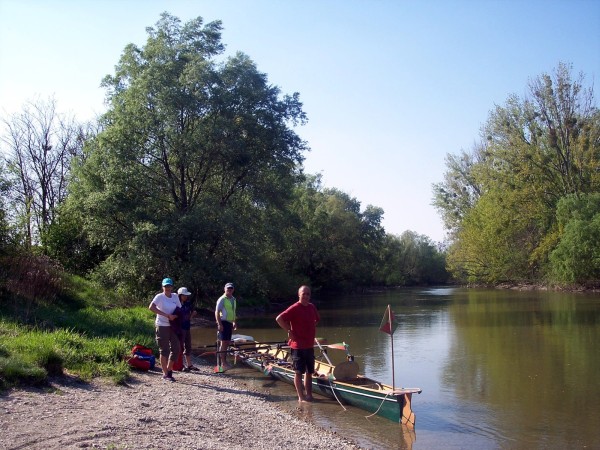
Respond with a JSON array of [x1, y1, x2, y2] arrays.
[[0, 356, 361, 450]]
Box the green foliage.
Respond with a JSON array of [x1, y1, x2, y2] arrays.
[[42, 203, 107, 275], [549, 193, 600, 284], [277, 177, 387, 292], [447, 191, 535, 283], [432, 148, 483, 234], [379, 231, 449, 285], [67, 13, 308, 297], [437, 63, 600, 286]]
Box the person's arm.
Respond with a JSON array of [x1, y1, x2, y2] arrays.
[[276, 314, 293, 339], [215, 300, 223, 330], [149, 303, 176, 321], [232, 299, 237, 330]]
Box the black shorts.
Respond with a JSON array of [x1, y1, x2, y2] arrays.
[[217, 321, 233, 341], [291, 348, 315, 374]]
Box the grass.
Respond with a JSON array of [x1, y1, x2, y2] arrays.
[[0, 275, 158, 390]]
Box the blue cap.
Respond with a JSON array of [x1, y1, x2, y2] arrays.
[[162, 278, 174, 286]]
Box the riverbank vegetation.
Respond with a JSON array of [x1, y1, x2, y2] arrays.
[[0, 269, 156, 389], [433, 62, 599, 287]]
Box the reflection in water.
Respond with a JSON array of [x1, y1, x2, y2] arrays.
[[193, 287, 600, 449]]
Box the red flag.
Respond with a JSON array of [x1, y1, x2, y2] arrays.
[[379, 305, 398, 335]]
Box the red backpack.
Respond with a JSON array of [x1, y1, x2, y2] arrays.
[[127, 344, 156, 371]]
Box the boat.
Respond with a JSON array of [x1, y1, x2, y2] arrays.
[[229, 339, 422, 428]]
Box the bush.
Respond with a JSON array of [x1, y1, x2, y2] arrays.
[[550, 194, 600, 284], [1, 254, 64, 320]]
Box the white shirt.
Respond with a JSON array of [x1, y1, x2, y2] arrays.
[[151, 293, 182, 327]]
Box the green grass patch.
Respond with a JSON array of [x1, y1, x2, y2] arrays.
[[0, 319, 141, 388], [0, 296, 158, 389]]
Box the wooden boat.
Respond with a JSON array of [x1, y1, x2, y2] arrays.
[[231, 340, 422, 428]]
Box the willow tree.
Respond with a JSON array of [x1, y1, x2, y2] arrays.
[[68, 13, 307, 296], [435, 63, 600, 283]]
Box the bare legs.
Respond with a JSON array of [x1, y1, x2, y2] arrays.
[[219, 340, 231, 368], [160, 354, 174, 376], [294, 372, 313, 402]]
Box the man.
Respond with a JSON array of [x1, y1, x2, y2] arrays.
[[215, 282, 237, 369], [276, 285, 320, 402]]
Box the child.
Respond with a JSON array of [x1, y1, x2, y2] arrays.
[[177, 287, 198, 371]]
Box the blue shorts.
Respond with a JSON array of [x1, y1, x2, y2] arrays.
[[291, 348, 315, 374], [217, 321, 233, 341]]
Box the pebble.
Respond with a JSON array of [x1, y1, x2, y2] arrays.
[[0, 360, 362, 449]]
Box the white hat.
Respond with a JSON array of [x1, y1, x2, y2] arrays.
[[177, 287, 192, 296]]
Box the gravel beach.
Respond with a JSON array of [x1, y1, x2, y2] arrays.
[[0, 357, 362, 450]]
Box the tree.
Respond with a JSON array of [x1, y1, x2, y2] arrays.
[[379, 231, 448, 286], [435, 63, 600, 284], [432, 145, 484, 234], [0, 161, 13, 255], [549, 193, 600, 284], [67, 13, 308, 296], [1, 97, 86, 247]]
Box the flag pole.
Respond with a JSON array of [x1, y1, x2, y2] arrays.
[[388, 304, 396, 391]]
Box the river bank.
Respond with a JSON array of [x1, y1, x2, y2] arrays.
[[0, 357, 361, 450]]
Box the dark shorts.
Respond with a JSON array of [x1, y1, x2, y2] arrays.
[[217, 321, 233, 341], [155, 326, 181, 362], [291, 348, 315, 374]]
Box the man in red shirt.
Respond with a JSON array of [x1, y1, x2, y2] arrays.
[[276, 285, 320, 402]]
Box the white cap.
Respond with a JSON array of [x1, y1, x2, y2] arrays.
[[177, 287, 192, 296]]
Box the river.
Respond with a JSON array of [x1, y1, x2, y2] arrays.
[[192, 287, 600, 449]]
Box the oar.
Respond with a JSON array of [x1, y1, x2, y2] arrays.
[[323, 343, 347, 350], [198, 344, 280, 358], [314, 337, 334, 365], [195, 339, 286, 352], [314, 338, 347, 411]]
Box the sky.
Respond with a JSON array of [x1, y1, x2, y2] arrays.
[[1, 0, 599, 242]]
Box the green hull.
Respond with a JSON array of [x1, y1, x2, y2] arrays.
[[237, 345, 421, 427]]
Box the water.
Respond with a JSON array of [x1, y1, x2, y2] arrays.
[[193, 287, 600, 449]]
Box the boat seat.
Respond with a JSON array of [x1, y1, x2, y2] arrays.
[[332, 361, 360, 380]]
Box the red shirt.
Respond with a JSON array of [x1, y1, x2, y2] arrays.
[[279, 301, 320, 349]]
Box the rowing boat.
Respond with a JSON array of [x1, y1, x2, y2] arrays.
[[231, 340, 422, 428]]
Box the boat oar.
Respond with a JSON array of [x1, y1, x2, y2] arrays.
[[314, 338, 347, 411], [314, 338, 334, 365], [194, 339, 287, 352], [198, 344, 280, 358], [324, 343, 347, 350]]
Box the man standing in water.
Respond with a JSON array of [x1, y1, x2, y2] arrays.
[[215, 282, 237, 369], [276, 285, 320, 402]]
